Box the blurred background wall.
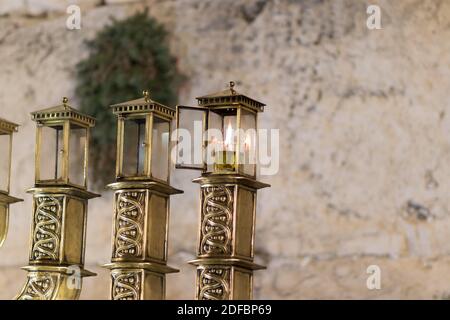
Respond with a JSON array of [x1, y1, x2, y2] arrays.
[[2, 0, 450, 299]]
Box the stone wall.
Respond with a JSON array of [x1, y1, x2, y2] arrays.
[[1, 0, 450, 299]]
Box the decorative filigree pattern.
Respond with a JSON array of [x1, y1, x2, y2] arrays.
[[31, 196, 62, 261], [200, 186, 233, 255], [17, 273, 57, 300], [114, 191, 145, 258], [198, 266, 230, 300], [111, 270, 141, 300]]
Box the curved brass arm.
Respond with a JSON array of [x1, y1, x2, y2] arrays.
[[15, 266, 96, 300], [0, 193, 23, 248]]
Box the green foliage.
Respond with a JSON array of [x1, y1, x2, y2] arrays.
[[76, 11, 184, 188]]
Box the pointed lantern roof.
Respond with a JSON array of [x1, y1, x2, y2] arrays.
[[0, 117, 19, 134], [31, 97, 96, 127], [196, 81, 266, 112], [110, 90, 176, 120]]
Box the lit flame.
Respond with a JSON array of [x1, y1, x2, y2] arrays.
[[244, 133, 251, 152], [224, 121, 233, 150]]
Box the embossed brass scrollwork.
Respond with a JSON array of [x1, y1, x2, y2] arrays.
[[200, 186, 233, 255], [114, 192, 144, 258], [18, 272, 56, 300], [32, 196, 62, 260], [111, 270, 141, 300], [198, 266, 230, 300]]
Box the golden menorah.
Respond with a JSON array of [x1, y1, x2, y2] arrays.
[[0, 82, 270, 300]]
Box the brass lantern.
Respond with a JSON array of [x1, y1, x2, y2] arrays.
[[103, 90, 182, 300], [176, 82, 270, 300], [16, 97, 99, 300], [0, 118, 23, 248]]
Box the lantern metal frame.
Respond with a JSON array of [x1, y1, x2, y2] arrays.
[[115, 113, 172, 183], [32, 97, 94, 189], [176, 82, 263, 178], [0, 118, 23, 248]]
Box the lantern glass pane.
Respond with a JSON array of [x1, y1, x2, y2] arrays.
[[239, 109, 257, 176], [151, 117, 170, 181], [69, 124, 87, 187], [207, 108, 237, 173], [122, 117, 146, 177], [39, 125, 64, 181], [176, 107, 205, 170], [0, 134, 10, 192]]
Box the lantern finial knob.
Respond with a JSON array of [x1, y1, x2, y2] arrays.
[[229, 81, 236, 95], [62, 97, 69, 108], [143, 90, 150, 102]]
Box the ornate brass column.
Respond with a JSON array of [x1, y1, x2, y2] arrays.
[[176, 82, 270, 300], [190, 175, 269, 300], [103, 91, 182, 300], [16, 97, 99, 300], [0, 118, 23, 247]]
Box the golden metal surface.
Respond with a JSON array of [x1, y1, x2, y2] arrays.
[[0, 117, 19, 134], [31, 97, 96, 128], [33, 97, 94, 189], [15, 266, 96, 300], [16, 99, 99, 300], [0, 193, 23, 248], [214, 151, 237, 172], [104, 91, 182, 300], [0, 118, 23, 248], [16, 270, 81, 300], [193, 265, 256, 300], [193, 173, 270, 190], [196, 82, 265, 113], [177, 83, 270, 300], [108, 180, 182, 195], [189, 176, 268, 300], [110, 90, 176, 120], [176, 82, 263, 178]]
